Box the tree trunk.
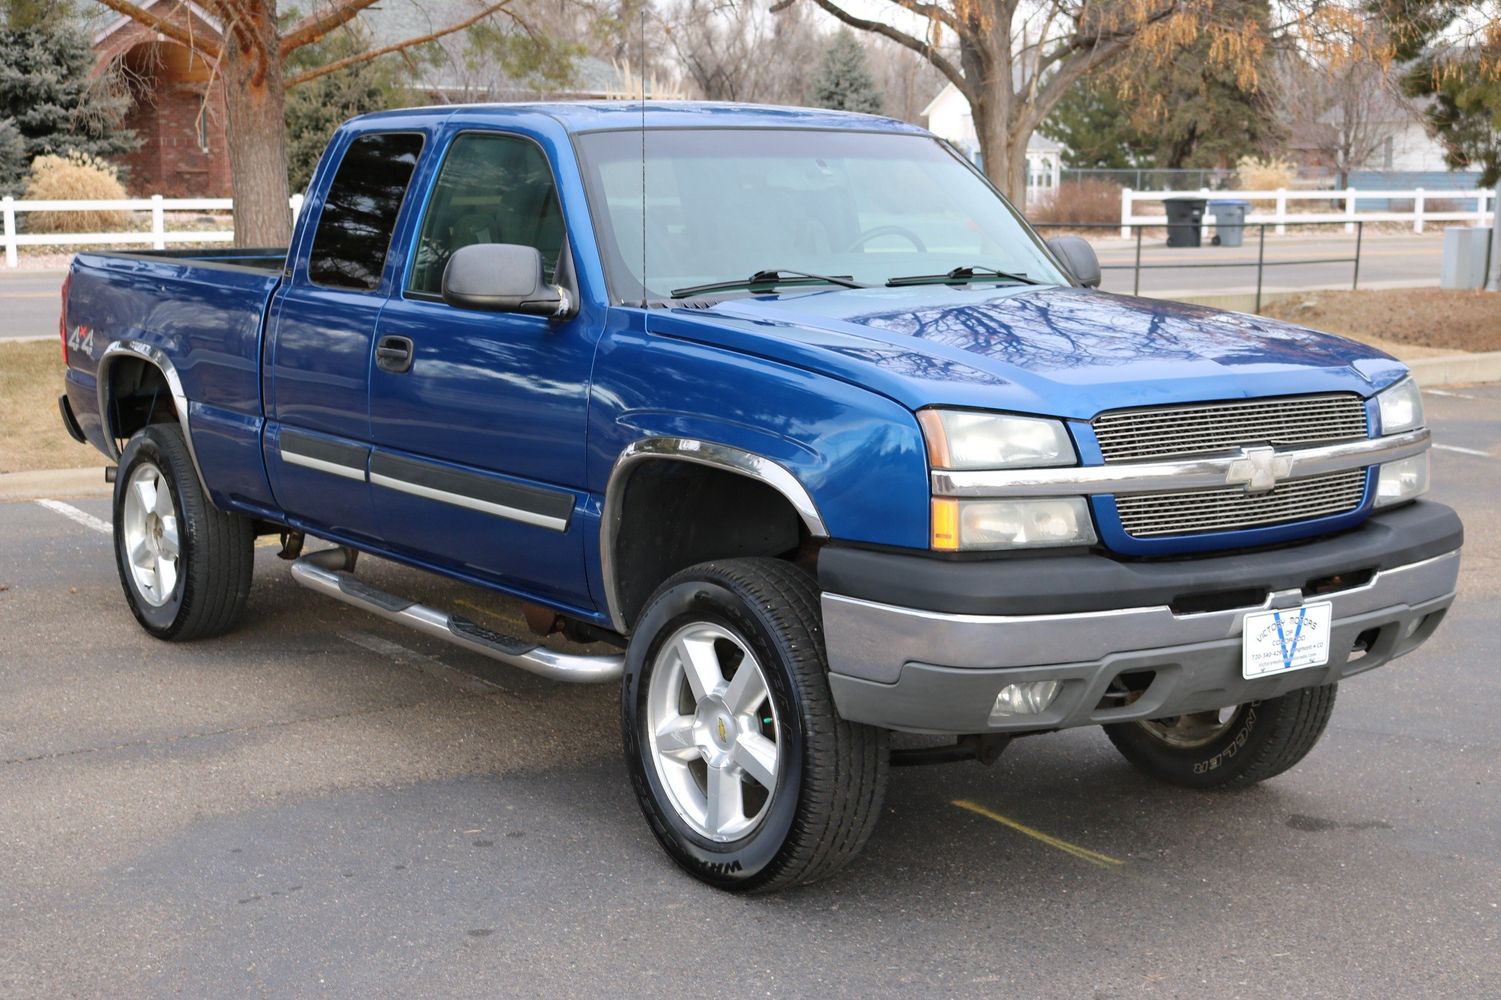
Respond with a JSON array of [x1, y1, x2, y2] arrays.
[[220, 4, 292, 247]]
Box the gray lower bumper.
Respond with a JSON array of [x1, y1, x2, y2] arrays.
[[822, 550, 1460, 735]]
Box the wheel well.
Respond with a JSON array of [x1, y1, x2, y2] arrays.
[[611, 460, 806, 631], [103, 357, 177, 444]]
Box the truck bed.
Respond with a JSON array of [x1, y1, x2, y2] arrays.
[[63, 247, 289, 512]]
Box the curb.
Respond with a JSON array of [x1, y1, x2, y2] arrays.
[[1409, 350, 1501, 387], [0, 467, 112, 502]]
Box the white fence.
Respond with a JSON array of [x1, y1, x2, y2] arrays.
[[0, 193, 306, 267], [1120, 187, 1496, 239]]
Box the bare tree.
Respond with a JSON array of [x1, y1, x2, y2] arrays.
[[664, 0, 823, 104], [769, 0, 1351, 205], [1277, 52, 1405, 188], [865, 36, 945, 124], [92, 0, 524, 245]]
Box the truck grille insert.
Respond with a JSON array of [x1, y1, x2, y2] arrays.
[[1114, 469, 1368, 537], [1093, 394, 1368, 463]]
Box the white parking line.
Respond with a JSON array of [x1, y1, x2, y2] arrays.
[[35, 499, 112, 535], [1423, 389, 1476, 400], [1434, 444, 1493, 458]]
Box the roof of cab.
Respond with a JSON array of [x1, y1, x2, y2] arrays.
[[347, 101, 929, 135]]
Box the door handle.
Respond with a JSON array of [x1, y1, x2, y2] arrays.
[[376, 336, 414, 373]]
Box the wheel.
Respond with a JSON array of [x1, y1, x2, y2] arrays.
[[621, 557, 888, 892], [1103, 684, 1338, 790], [113, 423, 254, 640], [841, 224, 928, 254]]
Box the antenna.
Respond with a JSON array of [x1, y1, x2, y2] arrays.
[[639, 3, 648, 310]]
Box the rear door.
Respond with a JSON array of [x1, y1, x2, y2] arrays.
[[263, 130, 424, 543], [368, 129, 596, 609]]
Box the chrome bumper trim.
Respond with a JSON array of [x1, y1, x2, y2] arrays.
[[931, 428, 1430, 498], [822, 549, 1460, 685]]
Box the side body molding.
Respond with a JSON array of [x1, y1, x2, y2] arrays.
[[96, 340, 209, 493], [599, 437, 828, 634]]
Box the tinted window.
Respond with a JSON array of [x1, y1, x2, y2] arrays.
[[408, 133, 564, 296], [309, 132, 424, 290]]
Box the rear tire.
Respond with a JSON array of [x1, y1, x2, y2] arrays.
[[1104, 684, 1338, 789], [113, 424, 254, 640], [621, 557, 888, 892]]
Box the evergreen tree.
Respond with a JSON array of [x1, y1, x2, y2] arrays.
[[0, 117, 25, 197], [810, 31, 883, 115], [0, 18, 136, 166], [284, 29, 407, 194], [1381, 1, 1501, 186], [1041, 0, 1279, 170], [1041, 80, 1147, 169]]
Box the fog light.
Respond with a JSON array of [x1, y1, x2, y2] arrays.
[[1375, 452, 1429, 508], [991, 680, 1061, 719]]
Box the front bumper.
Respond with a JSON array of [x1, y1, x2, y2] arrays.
[[820, 501, 1462, 735]]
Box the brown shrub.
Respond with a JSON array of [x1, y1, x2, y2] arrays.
[[22, 153, 129, 233], [1028, 179, 1124, 227]]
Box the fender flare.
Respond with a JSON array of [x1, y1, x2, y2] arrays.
[[96, 340, 210, 495], [599, 437, 828, 634]]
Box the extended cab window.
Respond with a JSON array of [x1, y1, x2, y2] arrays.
[[408, 133, 565, 297], [309, 132, 424, 291]]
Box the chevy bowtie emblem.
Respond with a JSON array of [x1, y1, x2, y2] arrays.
[[717, 718, 727, 743], [1225, 446, 1294, 494]]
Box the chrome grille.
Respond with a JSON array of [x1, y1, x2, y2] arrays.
[[1116, 470, 1368, 537], [1093, 394, 1368, 463]]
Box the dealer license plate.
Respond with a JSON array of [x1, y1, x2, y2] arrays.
[[1242, 602, 1333, 680]]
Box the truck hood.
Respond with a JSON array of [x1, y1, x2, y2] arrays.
[[651, 285, 1406, 420]]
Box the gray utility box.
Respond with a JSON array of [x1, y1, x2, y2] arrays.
[[1441, 227, 1493, 289]]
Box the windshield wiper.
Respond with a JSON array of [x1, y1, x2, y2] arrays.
[[886, 265, 1040, 287], [670, 269, 870, 299]]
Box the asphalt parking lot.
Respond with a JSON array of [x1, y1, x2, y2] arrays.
[[2, 387, 1497, 999]]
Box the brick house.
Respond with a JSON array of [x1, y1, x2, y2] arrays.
[[90, 2, 231, 196]]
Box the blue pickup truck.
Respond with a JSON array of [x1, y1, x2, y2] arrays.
[[58, 103, 1462, 892]]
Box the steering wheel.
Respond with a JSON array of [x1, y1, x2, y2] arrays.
[[842, 225, 927, 254]]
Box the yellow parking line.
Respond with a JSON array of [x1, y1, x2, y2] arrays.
[[455, 597, 504, 623], [951, 799, 1124, 870]]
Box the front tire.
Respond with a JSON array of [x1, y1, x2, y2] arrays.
[[621, 558, 888, 892], [1104, 684, 1338, 789], [113, 424, 254, 640]]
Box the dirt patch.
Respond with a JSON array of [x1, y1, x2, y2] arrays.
[[1264, 289, 1501, 354], [0, 341, 102, 473]]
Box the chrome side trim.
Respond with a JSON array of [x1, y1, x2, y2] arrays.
[[600, 437, 828, 634], [96, 339, 209, 494], [932, 428, 1431, 498], [291, 548, 622, 684], [283, 450, 367, 482], [369, 472, 569, 532]]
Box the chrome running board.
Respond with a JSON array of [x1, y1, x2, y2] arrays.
[[290, 548, 623, 684]]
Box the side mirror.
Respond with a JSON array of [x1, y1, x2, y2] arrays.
[[1046, 235, 1101, 289], [441, 243, 573, 317]]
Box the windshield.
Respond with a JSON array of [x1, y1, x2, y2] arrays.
[[575, 128, 1069, 302]]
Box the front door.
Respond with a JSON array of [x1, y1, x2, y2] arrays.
[[368, 130, 596, 610]]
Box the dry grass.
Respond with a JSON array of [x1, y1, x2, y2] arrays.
[[23, 153, 129, 234], [0, 341, 102, 473], [1264, 289, 1501, 354]]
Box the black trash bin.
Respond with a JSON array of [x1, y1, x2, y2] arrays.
[[1163, 197, 1206, 247], [1209, 199, 1250, 247]]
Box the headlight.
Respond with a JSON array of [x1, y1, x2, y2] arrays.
[[1375, 453, 1429, 508], [932, 497, 1097, 551], [1376, 378, 1424, 434], [918, 409, 1076, 470]]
